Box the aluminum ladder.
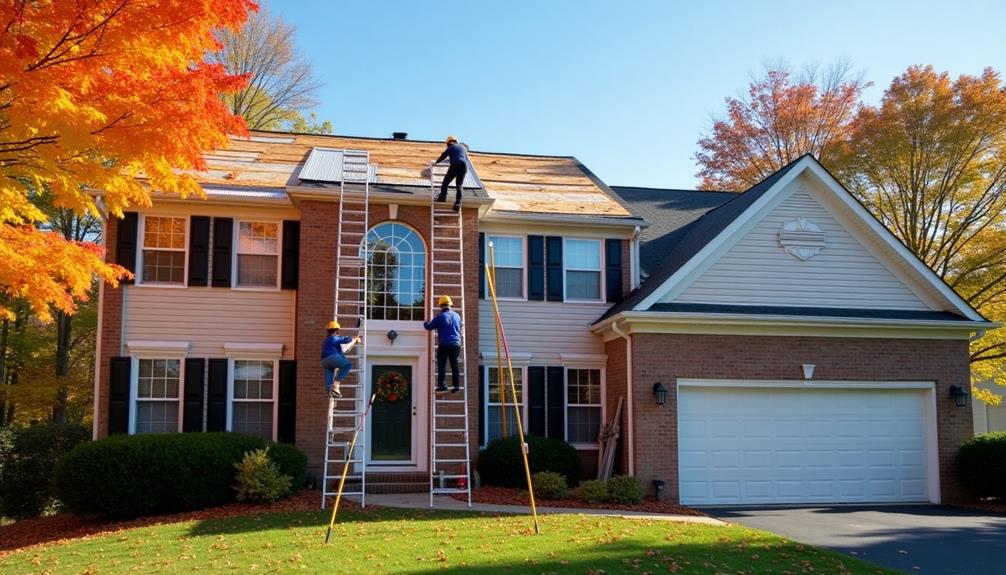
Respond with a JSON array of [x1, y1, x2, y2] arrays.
[[427, 161, 473, 507], [321, 149, 371, 509]]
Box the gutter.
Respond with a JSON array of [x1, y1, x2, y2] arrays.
[[481, 209, 648, 230], [610, 320, 634, 476]]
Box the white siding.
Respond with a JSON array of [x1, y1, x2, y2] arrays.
[[123, 286, 296, 358], [672, 188, 930, 310], [478, 300, 606, 364]]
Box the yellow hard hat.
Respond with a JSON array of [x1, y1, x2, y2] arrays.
[[445, 135, 458, 144], [437, 295, 453, 307], [326, 320, 341, 330]]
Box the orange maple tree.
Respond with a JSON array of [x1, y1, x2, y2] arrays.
[[0, 0, 255, 321]]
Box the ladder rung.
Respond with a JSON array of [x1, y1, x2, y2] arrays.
[[434, 399, 467, 404], [326, 459, 364, 464], [434, 443, 469, 448], [433, 474, 469, 480], [433, 458, 469, 463], [431, 488, 470, 494]]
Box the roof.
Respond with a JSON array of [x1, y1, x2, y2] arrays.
[[610, 186, 736, 275], [645, 303, 970, 322], [190, 131, 632, 217]]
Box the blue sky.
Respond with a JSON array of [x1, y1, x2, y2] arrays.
[[269, 0, 1005, 189]]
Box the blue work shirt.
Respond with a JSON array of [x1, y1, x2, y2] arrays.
[[424, 309, 462, 345], [436, 142, 468, 165], [321, 334, 352, 359]]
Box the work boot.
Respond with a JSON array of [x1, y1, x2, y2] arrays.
[[436, 193, 447, 203], [451, 384, 460, 393], [328, 386, 342, 399], [452, 201, 461, 212], [435, 384, 448, 393]]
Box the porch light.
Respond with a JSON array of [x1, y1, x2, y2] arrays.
[[652, 382, 668, 406], [949, 385, 969, 408], [386, 329, 398, 344]]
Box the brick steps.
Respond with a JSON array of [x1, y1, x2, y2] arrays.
[[365, 471, 429, 494]]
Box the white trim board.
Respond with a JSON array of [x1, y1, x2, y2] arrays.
[[677, 378, 935, 390]]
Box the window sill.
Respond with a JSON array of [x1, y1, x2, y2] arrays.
[[134, 282, 187, 289], [231, 285, 282, 292]]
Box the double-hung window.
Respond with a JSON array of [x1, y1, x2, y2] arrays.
[[231, 360, 276, 440], [566, 368, 602, 444], [564, 239, 602, 301], [236, 221, 280, 288], [141, 216, 187, 284], [487, 235, 523, 299], [135, 359, 182, 433], [486, 366, 524, 443]]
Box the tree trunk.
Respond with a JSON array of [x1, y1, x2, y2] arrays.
[[52, 310, 72, 423], [0, 318, 7, 426]]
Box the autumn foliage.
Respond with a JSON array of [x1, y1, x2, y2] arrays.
[[0, 0, 256, 321]]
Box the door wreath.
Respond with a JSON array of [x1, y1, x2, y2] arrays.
[[375, 370, 408, 403]]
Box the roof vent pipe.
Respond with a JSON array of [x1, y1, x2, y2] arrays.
[[392, 132, 408, 140]]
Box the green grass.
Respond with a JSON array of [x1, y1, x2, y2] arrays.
[[1, 507, 897, 574]]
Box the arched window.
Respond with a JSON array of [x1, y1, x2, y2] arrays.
[[363, 222, 426, 320]]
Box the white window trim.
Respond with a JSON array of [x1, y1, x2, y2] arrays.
[[486, 234, 526, 301], [226, 358, 279, 441], [562, 237, 604, 303], [128, 356, 185, 435], [484, 364, 528, 446], [136, 214, 189, 288], [563, 366, 605, 450], [232, 219, 283, 291], [363, 221, 428, 321]]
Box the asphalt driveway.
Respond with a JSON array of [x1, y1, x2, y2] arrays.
[[709, 505, 1006, 575]]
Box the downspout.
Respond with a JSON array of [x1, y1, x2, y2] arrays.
[[971, 329, 987, 342], [630, 226, 641, 290], [91, 203, 107, 440], [610, 320, 634, 476]]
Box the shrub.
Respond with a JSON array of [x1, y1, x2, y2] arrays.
[[958, 431, 1006, 499], [54, 433, 307, 518], [478, 435, 581, 488], [607, 475, 642, 504], [532, 471, 567, 500], [267, 441, 308, 490], [0, 422, 90, 519], [234, 448, 292, 503], [577, 479, 609, 504]]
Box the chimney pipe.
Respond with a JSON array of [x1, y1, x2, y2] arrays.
[[392, 131, 407, 140]]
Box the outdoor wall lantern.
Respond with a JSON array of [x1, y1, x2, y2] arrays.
[[386, 329, 398, 344], [653, 479, 666, 501], [949, 385, 969, 408], [652, 382, 668, 406]]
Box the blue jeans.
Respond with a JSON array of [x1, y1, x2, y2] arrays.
[[322, 354, 352, 390]]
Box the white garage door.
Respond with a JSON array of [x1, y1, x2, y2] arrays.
[[678, 384, 932, 505]]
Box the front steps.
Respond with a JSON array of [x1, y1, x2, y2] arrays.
[[365, 471, 429, 494]]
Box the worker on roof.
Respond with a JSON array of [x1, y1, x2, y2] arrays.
[[423, 295, 462, 393], [322, 320, 362, 399], [432, 135, 468, 212]]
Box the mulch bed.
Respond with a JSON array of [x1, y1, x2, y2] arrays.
[[0, 489, 343, 556], [452, 486, 706, 516], [954, 499, 1006, 514]]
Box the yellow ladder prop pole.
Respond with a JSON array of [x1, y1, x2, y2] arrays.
[[490, 268, 508, 439], [486, 243, 540, 534], [325, 393, 377, 544]]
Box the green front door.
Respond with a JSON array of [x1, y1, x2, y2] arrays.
[[370, 364, 413, 461]]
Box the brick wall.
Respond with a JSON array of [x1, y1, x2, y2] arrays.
[[604, 338, 628, 474], [95, 215, 123, 439], [629, 333, 972, 503]]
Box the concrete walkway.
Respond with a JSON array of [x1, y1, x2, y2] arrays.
[[365, 492, 724, 525]]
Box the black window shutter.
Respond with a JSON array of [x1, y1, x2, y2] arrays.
[[207, 358, 228, 431], [188, 216, 210, 287], [116, 212, 138, 283], [211, 218, 233, 288], [478, 365, 486, 446], [278, 360, 297, 443], [478, 232, 485, 299], [528, 366, 546, 436], [527, 235, 545, 301], [183, 358, 206, 432], [108, 356, 131, 435], [281, 221, 300, 290], [545, 236, 563, 301], [605, 239, 623, 303], [546, 366, 565, 440]]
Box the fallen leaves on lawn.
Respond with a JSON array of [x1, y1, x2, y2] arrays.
[[452, 486, 707, 515]]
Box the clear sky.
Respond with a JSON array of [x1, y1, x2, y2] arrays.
[[268, 0, 1005, 189]]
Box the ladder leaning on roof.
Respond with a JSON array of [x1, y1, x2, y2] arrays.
[[427, 161, 473, 508], [321, 149, 372, 509]]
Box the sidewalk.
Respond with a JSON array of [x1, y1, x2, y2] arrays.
[[365, 493, 725, 525]]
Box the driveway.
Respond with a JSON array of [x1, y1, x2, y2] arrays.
[[709, 505, 1006, 575]]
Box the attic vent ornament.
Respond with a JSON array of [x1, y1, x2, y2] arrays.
[[779, 217, 826, 260]]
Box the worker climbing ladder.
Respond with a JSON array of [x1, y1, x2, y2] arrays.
[[322, 149, 372, 509], [427, 161, 473, 507]]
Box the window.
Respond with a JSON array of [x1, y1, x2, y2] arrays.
[[487, 235, 523, 298], [231, 360, 275, 440], [564, 239, 602, 301], [141, 216, 186, 284], [364, 223, 426, 321], [486, 366, 524, 444], [236, 221, 280, 287], [566, 368, 602, 444], [135, 359, 181, 433]]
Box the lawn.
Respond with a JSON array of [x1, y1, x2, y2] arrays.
[[0, 507, 897, 575]]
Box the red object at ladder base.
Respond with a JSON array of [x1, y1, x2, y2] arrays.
[[458, 464, 467, 489]]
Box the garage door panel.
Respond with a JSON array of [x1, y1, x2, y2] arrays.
[[678, 386, 930, 505]]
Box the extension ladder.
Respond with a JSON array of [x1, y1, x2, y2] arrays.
[[428, 161, 473, 507], [322, 150, 371, 509]]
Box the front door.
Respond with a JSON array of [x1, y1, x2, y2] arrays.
[[370, 364, 414, 463]]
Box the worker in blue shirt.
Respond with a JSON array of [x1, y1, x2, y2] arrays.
[[433, 135, 468, 212], [424, 295, 462, 392], [321, 320, 361, 399]]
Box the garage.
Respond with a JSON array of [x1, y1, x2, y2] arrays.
[[677, 382, 936, 506]]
